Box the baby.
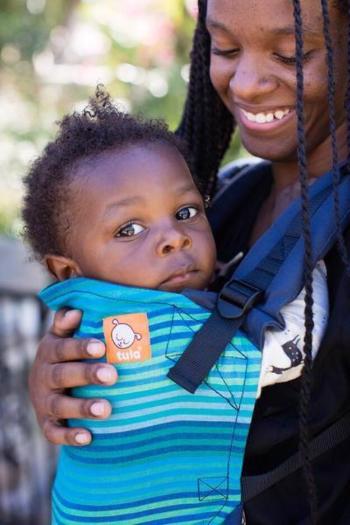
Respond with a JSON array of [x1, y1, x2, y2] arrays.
[[23, 90, 216, 292], [23, 88, 262, 524]]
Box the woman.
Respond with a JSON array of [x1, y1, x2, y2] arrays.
[[29, 0, 350, 523]]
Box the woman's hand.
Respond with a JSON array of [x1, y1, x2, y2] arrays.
[[29, 308, 118, 446]]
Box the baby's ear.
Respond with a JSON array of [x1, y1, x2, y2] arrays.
[[44, 254, 82, 281]]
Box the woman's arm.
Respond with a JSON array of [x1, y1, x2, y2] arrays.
[[29, 308, 118, 446]]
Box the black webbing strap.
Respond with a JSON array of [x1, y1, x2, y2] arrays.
[[241, 411, 350, 502], [167, 184, 332, 394], [167, 280, 264, 393], [167, 312, 245, 394]]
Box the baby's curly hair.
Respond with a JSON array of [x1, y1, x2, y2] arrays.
[[22, 86, 193, 261]]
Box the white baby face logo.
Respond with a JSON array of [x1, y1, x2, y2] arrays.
[[104, 313, 151, 364], [111, 319, 142, 349]]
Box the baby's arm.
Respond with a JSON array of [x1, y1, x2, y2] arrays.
[[29, 308, 117, 446]]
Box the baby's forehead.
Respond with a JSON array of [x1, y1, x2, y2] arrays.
[[68, 142, 199, 210], [72, 141, 188, 178]]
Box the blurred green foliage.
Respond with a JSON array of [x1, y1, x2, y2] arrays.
[[0, 0, 76, 56], [0, 0, 243, 237]]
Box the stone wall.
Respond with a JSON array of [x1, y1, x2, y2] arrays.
[[0, 236, 56, 524]]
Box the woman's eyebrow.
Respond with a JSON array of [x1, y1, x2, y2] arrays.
[[206, 18, 232, 35], [206, 18, 321, 39], [270, 25, 321, 38]]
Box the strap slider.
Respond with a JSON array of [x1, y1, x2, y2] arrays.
[[217, 279, 264, 319]]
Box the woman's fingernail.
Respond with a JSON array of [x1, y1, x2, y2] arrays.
[[87, 340, 105, 357], [90, 402, 106, 417], [64, 309, 78, 319], [96, 367, 115, 383], [75, 432, 91, 445]]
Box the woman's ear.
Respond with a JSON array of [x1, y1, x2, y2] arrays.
[[44, 254, 82, 281]]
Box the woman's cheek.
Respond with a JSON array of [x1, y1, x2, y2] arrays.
[[209, 57, 233, 106]]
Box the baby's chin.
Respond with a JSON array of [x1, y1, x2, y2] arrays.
[[86, 270, 211, 293]]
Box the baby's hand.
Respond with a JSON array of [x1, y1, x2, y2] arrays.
[[29, 308, 118, 446]]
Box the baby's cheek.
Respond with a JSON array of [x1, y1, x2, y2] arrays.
[[123, 256, 160, 289], [197, 230, 217, 274]]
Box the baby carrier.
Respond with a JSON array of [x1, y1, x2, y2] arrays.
[[40, 162, 350, 525]]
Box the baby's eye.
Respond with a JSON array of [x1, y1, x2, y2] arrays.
[[116, 222, 145, 237], [176, 206, 199, 221]]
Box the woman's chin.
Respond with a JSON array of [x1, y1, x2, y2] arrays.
[[240, 135, 298, 164]]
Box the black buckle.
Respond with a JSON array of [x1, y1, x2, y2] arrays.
[[217, 279, 264, 319]]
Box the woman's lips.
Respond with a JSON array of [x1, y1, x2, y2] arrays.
[[237, 106, 295, 133]]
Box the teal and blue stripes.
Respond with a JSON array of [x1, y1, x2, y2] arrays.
[[40, 278, 261, 525]]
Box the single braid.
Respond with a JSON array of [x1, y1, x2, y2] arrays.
[[176, 0, 234, 198], [321, 0, 350, 276], [346, 0, 350, 173], [293, 1, 318, 522]]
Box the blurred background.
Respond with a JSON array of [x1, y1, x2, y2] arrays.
[[0, 1, 244, 523]]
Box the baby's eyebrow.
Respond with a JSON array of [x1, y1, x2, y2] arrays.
[[102, 197, 144, 220], [174, 183, 199, 195]]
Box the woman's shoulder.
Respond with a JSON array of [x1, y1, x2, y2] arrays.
[[208, 160, 273, 264], [213, 158, 272, 214], [217, 157, 269, 187]]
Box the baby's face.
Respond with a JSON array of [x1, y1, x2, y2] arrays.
[[67, 143, 216, 292]]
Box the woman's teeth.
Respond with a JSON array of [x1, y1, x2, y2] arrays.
[[241, 108, 291, 124]]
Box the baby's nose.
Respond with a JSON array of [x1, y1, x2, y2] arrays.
[[156, 226, 192, 256]]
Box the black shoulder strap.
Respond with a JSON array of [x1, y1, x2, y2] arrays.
[[167, 282, 264, 393], [241, 411, 350, 502]]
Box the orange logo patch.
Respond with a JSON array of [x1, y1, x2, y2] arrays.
[[103, 313, 151, 364]]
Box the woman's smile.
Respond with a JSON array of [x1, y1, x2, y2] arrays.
[[236, 104, 295, 133]]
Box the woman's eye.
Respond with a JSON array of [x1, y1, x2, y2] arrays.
[[116, 222, 145, 237], [176, 206, 198, 221], [211, 46, 240, 58], [274, 50, 313, 65]]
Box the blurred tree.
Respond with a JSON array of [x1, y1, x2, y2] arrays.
[[0, 0, 79, 60], [0, 0, 243, 237]]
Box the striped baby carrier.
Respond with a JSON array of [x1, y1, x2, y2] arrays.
[[40, 162, 350, 525], [41, 279, 261, 524]]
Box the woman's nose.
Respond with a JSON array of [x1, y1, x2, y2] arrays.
[[156, 225, 192, 256], [230, 54, 278, 103]]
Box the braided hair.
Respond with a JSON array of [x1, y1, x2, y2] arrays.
[[347, 0, 350, 176], [293, 2, 318, 521], [176, 0, 233, 198], [178, 1, 350, 523], [320, 0, 350, 275], [294, 2, 350, 522]]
